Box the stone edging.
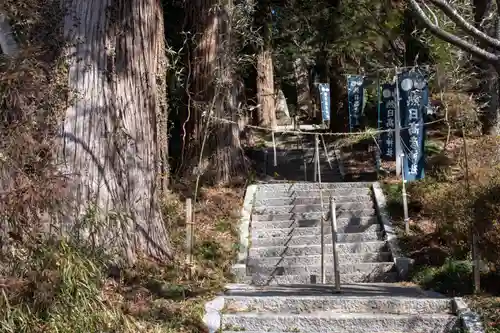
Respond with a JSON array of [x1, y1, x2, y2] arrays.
[[230, 184, 257, 279], [371, 181, 414, 279], [452, 297, 485, 333], [202, 296, 225, 333], [203, 185, 257, 333]]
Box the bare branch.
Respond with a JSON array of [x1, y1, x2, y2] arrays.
[[422, 1, 439, 26], [407, 0, 499, 63], [0, 11, 19, 56], [429, 0, 500, 49]]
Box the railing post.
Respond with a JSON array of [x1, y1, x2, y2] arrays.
[[330, 197, 341, 292], [401, 153, 410, 235], [315, 134, 326, 284], [313, 135, 319, 182]]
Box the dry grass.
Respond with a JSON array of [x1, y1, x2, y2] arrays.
[[0, 185, 243, 333], [381, 132, 500, 331]]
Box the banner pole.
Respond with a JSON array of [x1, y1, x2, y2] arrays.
[[401, 152, 410, 234], [394, 67, 402, 177], [347, 75, 352, 132]]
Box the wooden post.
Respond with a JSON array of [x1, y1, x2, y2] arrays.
[[185, 198, 193, 270], [462, 127, 480, 293]]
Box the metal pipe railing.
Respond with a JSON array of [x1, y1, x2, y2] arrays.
[[314, 134, 326, 284], [330, 197, 341, 292]]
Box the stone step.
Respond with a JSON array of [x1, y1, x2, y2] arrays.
[[255, 188, 371, 199], [246, 252, 392, 267], [238, 271, 399, 284], [223, 331, 411, 333], [221, 312, 458, 333], [249, 241, 388, 257], [251, 216, 379, 230], [251, 225, 380, 240], [253, 195, 372, 207], [252, 209, 376, 222], [223, 295, 452, 315], [242, 262, 395, 276], [256, 182, 372, 192], [253, 202, 373, 214], [251, 232, 384, 247]]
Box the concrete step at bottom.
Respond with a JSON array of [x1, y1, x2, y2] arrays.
[[221, 312, 458, 333], [255, 182, 372, 192], [253, 202, 374, 214], [249, 241, 388, 257], [224, 295, 452, 315], [252, 216, 378, 229], [243, 262, 395, 276], [251, 224, 379, 239], [255, 188, 371, 199], [252, 221, 382, 234], [253, 195, 373, 206], [223, 331, 420, 333], [252, 210, 376, 221], [237, 271, 399, 284], [251, 232, 384, 247], [246, 252, 393, 267]]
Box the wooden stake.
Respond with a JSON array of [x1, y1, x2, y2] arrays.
[[185, 198, 193, 270]]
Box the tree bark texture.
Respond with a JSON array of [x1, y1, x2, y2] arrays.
[[186, 0, 246, 184], [60, 0, 171, 263], [255, 0, 277, 129], [0, 11, 19, 56], [294, 58, 313, 120]]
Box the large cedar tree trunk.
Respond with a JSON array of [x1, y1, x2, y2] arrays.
[[186, 0, 246, 184], [60, 0, 171, 263], [255, 0, 277, 128], [294, 58, 313, 120], [0, 11, 19, 56]]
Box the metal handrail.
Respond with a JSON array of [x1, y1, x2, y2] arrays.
[[314, 134, 326, 284], [330, 197, 341, 292]]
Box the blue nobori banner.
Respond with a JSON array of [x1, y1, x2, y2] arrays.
[[379, 83, 397, 161], [318, 83, 331, 121], [398, 69, 428, 181], [347, 75, 365, 131]]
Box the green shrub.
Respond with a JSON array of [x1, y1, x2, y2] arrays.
[[411, 259, 473, 296], [0, 238, 134, 333]]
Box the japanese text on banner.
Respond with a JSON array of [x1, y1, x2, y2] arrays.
[[379, 83, 396, 160], [347, 75, 365, 131], [318, 83, 330, 121], [398, 70, 427, 181]]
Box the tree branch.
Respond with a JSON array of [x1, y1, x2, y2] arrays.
[[0, 11, 19, 56], [407, 0, 499, 63], [429, 0, 500, 49]]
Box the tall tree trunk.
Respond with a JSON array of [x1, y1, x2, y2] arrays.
[[0, 11, 19, 56], [294, 58, 313, 120], [255, 0, 276, 128], [60, 0, 171, 263], [186, 0, 246, 184]]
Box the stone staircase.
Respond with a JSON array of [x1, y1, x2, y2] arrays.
[[247, 133, 344, 183], [209, 182, 472, 333], [233, 183, 396, 284]]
